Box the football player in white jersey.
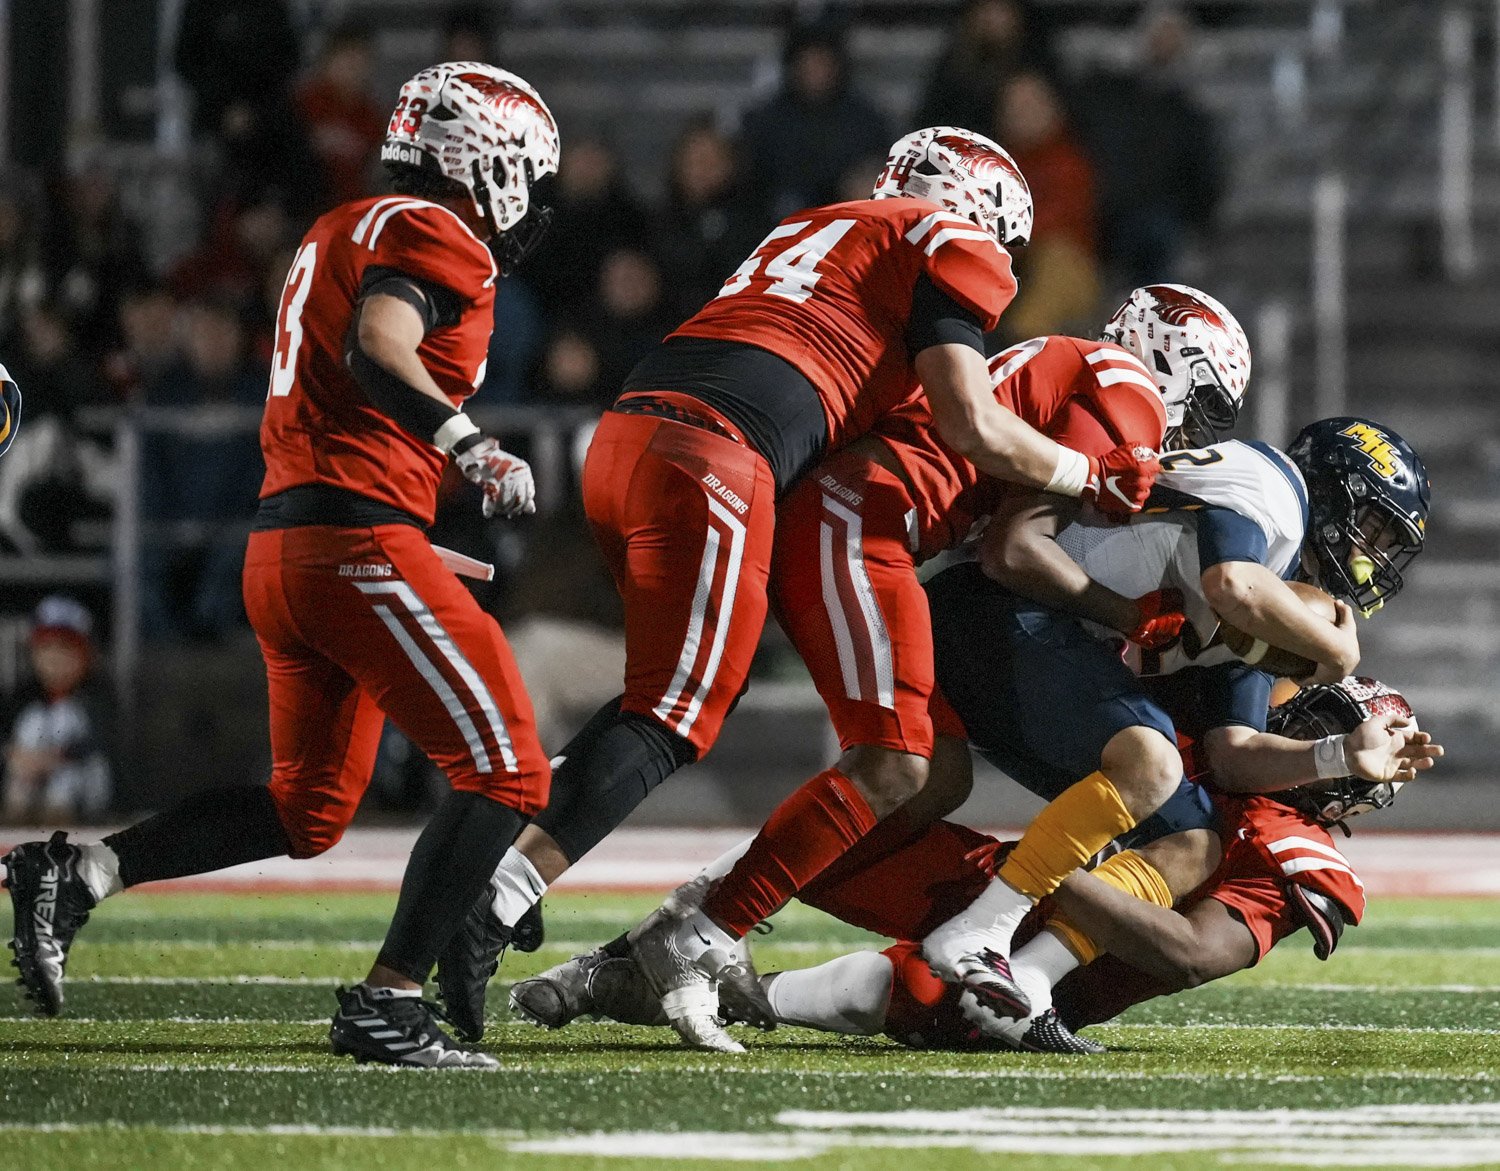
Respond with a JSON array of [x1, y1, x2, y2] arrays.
[[915, 413, 1432, 1028]]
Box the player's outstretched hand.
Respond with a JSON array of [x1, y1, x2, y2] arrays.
[[1082, 444, 1160, 517], [1127, 588, 1186, 650], [1345, 714, 1444, 783], [455, 436, 536, 518]]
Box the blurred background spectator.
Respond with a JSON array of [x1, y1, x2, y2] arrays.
[[994, 72, 1100, 341], [138, 298, 266, 641], [1073, 4, 1226, 288], [525, 138, 653, 318], [916, 0, 1058, 134], [296, 24, 386, 212], [741, 22, 891, 219], [655, 120, 767, 320], [2, 596, 112, 823]]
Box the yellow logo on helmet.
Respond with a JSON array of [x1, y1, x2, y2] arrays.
[[1339, 422, 1399, 479]]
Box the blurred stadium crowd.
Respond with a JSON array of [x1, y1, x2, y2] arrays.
[[0, 0, 1243, 818]]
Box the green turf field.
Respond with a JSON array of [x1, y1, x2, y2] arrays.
[[3, 890, 1499, 1170]]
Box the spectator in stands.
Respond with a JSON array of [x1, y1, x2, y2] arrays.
[[525, 138, 653, 318], [740, 22, 890, 219], [587, 249, 676, 397], [1072, 3, 1225, 287], [2, 595, 113, 823], [536, 327, 607, 407], [104, 284, 181, 403], [442, 3, 502, 63], [994, 71, 1101, 341], [170, 199, 293, 314], [915, 0, 1057, 135], [139, 298, 266, 639], [0, 305, 113, 552], [37, 166, 148, 359], [655, 119, 767, 319], [296, 24, 386, 211], [175, 0, 323, 215]]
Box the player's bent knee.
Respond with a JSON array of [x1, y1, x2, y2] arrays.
[[841, 745, 928, 815], [267, 777, 360, 859], [1100, 725, 1183, 813]]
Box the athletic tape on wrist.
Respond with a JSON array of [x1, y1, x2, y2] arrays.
[[1314, 734, 1350, 780], [1046, 447, 1090, 497], [434, 412, 481, 455]]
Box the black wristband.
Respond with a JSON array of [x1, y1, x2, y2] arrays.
[[345, 332, 460, 444]]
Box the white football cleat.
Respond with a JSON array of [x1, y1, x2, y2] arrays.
[[629, 875, 745, 1053]]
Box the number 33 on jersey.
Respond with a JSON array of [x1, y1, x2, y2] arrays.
[[260, 195, 498, 525], [672, 198, 1018, 452]]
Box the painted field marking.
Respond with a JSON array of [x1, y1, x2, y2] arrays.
[[504, 1103, 1500, 1165]]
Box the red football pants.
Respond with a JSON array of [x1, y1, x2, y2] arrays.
[[771, 447, 944, 757], [582, 409, 777, 756], [243, 525, 550, 858]]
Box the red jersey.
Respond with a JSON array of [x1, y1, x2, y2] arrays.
[[671, 198, 1016, 454], [1050, 792, 1367, 1028], [1198, 793, 1368, 962], [876, 336, 1167, 560], [260, 195, 498, 524]]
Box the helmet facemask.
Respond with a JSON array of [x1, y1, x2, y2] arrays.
[[1309, 480, 1424, 616], [1169, 349, 1242, 449]]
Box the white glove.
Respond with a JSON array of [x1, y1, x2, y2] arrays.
[[454, 437, 535, 519]]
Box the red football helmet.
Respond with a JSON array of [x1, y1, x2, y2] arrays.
[[1266, 677, 1416, 827], [873, 126, 1032, 249], [1102, 284, 1250, 449], [381, 63, 560, 273]]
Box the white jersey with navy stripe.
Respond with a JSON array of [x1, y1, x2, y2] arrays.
[[1054, 440, 1310, 676]]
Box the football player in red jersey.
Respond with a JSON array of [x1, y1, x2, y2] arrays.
[[514, 679, 1436, 1052], [445, 127, 1162, 1047], [625, 292, 1232, 1048], [3, 64, 559, 1068], [743, 678, 1423, 1053]]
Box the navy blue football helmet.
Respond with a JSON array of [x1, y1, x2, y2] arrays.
[[1286, 417, 1429, 615], [0, 363, 19, 459]]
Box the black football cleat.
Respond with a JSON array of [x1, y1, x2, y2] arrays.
[[714, 958, 778, 1032], [952, 948, 1032, 1020], [1015, 1009, 1107, 1055], [510, 948, 667, 1029], [4, 831, 97, 1016], [329, 985, 498, 1069], [435, 888, 512, 1042], [510, 899, 545, 953]]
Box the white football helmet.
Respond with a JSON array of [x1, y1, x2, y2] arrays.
[[381, 62, 560, 273], [872, 126, 1033, 249], [1102, 284, 1250, 449]]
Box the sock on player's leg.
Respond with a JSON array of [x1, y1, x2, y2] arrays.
[[998, 771, 1136, 901], [764, 951, 894, 1036], [75, 842, 123, 903], [491, 846, 547, 926], [1008, 929, 1083, 1017], [102, 785, 293, 889], [1047, 849, 1175, 964], [530, 698, 695, 864], [375, 791, 525, 985], [701, 768, 878, 938]]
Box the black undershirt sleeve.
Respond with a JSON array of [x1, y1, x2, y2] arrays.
[[905, 272, 987, 358], [345, 267, 466, 444]]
